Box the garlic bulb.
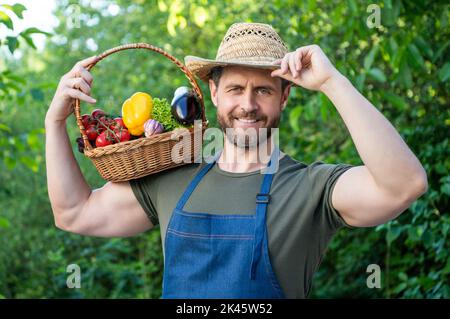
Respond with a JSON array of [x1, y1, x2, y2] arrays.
[[144, 119, 164, 137]]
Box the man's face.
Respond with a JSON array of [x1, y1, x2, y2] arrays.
[[209, 66, 290, 149]]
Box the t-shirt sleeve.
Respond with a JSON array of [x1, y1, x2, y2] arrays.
[[309, 162, 355, 231], [129, 176, 159, 226]]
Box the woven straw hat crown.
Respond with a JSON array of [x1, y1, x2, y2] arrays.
[[185, 22, 289, 82]]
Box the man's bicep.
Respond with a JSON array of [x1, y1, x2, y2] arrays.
[[75, 181, 153, 237], [332, 166, 411, 227]]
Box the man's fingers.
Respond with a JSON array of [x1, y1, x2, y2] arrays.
[[294, 49, 303, 72], [288, 54, 298, 78], [80, 68, 93, 84], [67, 77, 91, 95], [271, 58, 282, 65], [77, 55, 99, 68], [68, 56, 98, 78], [271, 69, 282, 77], [271, 68, 294, 82], [281, 54, 290, 74], [66, 88, 96, 104]]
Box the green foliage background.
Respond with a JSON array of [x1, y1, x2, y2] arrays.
[[0, 0, 448, 298]]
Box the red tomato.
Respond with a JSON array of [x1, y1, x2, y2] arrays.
[[81, 114, 91, 129], [86, 125, 98, 141], [97, 115, 112, 132], [95, 131, 112, 147], [91, 109, 105, 119], [98, 115, 108, 126], [113, 117, 125, 129], [115, 129, 131, 142]]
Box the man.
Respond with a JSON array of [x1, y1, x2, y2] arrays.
[[45, 22, 427, 298]]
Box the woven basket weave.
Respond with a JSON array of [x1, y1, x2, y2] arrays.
[[73, 43, 208, 182]]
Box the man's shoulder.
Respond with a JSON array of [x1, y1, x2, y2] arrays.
[[277, 153, 352, 182]]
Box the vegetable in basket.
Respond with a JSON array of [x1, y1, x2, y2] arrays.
[[144, 119, 164, 137], [170, 86, 202, 125], [76, 108, 130, 153], [121, 92, 153, 136], [151, 97, 189, 131]]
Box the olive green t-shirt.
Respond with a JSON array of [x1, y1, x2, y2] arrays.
[[129, 152, 354, 298]]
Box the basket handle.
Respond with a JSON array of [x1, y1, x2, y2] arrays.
[[73, 43, 206, 151]]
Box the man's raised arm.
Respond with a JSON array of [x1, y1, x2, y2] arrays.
[[45, 56, 152, 237]]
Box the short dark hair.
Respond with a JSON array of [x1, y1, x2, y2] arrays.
[[209, 66, 291, 91]]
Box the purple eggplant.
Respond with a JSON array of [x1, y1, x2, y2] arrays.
[[170, 86, 202, 125]]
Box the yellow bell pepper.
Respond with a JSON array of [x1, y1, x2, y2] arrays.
[[121, 92, 153, 136]]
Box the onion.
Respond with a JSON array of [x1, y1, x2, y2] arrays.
[[144, 119, 164, 137]]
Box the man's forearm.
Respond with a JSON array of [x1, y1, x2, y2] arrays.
[[45, 119, 92, 223], [320, 74, 427, 196]]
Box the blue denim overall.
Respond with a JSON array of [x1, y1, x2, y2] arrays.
[[162, 149, 286, 299]]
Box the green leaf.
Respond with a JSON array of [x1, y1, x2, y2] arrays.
[[289, 105, 303, 132], [438, 62, 450, 82], [6, 36, 18, 53], [407, 44, 425, 69], [414, 36, 433, 59], [0, 123, 11, 133], [398, 60, 413, 88], [441, 182, 450, 197], [19, 33, 36, 49], [383, 92, 409, 110], [433, 39, 450, 63], [347, 0, 357, 14], [0, 217, 10, 229], [368, 68, 386, 82], [0, 10, 13, 29], [393, 282, 407, 294], [1, 3, 27, 19], [364, 46, 378, 70], [355, 74, 366, 91], [11, 3, 26, 19], [386, 226, 402, 244], [20, 27, 52, 36], [398, 272, 408, 282], [388, 38, 399, 68], [4, 73, 26, 84]]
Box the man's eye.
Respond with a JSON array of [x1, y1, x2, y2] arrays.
[[257, 88, 270, 95], [229, 87, 242, 92]]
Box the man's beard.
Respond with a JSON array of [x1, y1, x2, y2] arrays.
[[217, 109, 280, 150]]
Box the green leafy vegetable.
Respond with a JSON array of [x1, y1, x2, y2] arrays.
[[151, 97, 191, 131]]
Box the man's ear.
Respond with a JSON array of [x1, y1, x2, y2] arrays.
[[209, 79, 218, 108], [280, 84, 291, 111]]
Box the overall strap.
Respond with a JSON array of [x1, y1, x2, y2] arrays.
[[250, 147, 280, 280], [175, 151, 222, 210]]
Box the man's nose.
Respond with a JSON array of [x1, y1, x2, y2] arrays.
[[240, 90, 258, 113]]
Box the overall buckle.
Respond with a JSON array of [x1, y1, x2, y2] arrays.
[[256, 193, 271, 204]]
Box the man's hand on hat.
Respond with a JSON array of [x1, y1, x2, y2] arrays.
[[271, 44, 342, 92]]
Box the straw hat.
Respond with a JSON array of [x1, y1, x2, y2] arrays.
[[184, 22, 289, 83]]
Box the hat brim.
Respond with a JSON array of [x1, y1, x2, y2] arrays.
[[184, 55, 286, 84]]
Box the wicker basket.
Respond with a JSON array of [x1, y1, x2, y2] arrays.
[[73, 43, 208, 182]]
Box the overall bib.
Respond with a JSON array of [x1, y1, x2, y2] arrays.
[[162, 149, 285, 298]]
